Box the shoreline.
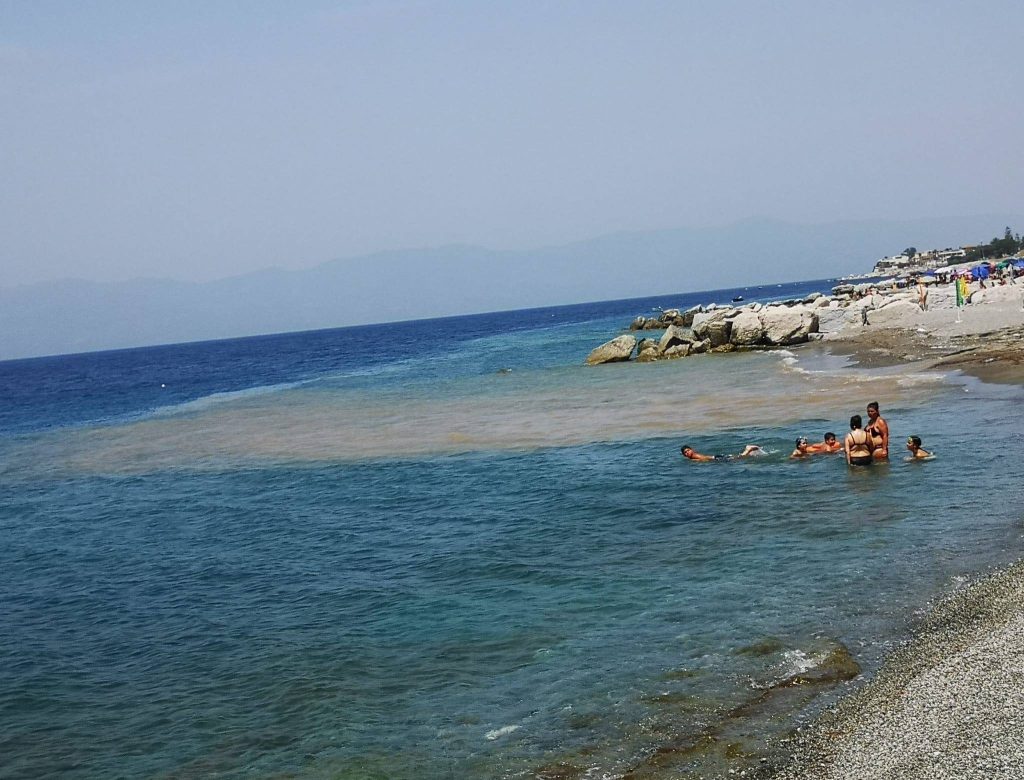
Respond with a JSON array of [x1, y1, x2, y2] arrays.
[[754, 290, 1024, 778], [764, 560, 1024, 779]]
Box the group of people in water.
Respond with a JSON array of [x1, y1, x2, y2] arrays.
[[680, 401, 933, 465]]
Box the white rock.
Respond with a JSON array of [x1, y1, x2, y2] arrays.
[[729, 310, 764, 345], [585, 335, 636, 365]]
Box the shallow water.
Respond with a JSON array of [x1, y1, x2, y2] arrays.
[[2, 282, 1023, 779]]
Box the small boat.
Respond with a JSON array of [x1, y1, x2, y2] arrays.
[[732, 295, 744, 302]]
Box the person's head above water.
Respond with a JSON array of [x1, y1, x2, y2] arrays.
[[907, 435, 922, 448], [824, 432, 837, 444], [680, 445, 693, 457], [850, 414, 863, 429], [795, 437, 808, 449], [866, 402, 880, 420]]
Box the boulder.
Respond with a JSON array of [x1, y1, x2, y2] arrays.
[[815, 296, 832, 308], [803, 292, 823, 304], [760, 306, 819, 345], [779, 645, 861, 687], [629, 316, 647, 331], [925, 287, 955, 310], [681, 305, 701, 327], [657, 325, 694, 353], [636, 349, 660, 362], [864, 299, 921, 328], [969, 284, 1022, 306], [816, 307, 849, 335], [691, 309, 731, 340], [729, 309, 764, 346], [585, 335, 636, 365], [704, 319, 732, 348], [662, 343, 691, 359], [689, 338, 711, 354], [636, 338, 659, 355]]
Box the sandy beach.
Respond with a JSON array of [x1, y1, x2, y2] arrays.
[[825, 281, 1024, 382], [761, 280, 1024, 779]]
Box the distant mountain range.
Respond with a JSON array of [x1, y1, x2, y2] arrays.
[[3, 214, 1021, 360]]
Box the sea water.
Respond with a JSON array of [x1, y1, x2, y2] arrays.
[[1, 280, 1022, 779]]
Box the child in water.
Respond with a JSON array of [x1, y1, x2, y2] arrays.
[[905, 435, 933, 460]]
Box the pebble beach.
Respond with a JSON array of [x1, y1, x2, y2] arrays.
[[769, 562, 1024, 780]]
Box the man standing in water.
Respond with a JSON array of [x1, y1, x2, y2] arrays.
[[866, 401, 889, 460]]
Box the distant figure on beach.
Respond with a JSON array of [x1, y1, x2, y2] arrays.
[[905, 435, 933, 460], [916, 277, 928, 311], [681, 444, 763, 462], [865, 402, 889, 459], [844, 415, 874, 466], [807, 432, 841, 453]]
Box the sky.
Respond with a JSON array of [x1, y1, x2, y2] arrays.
[[2, 0, 1023, 287]]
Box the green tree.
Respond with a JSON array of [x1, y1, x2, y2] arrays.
[[990, 226, 1017, 257], [903, 246, 917, 259]]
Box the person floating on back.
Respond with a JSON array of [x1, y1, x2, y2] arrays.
[[681, 444, 763, 462]]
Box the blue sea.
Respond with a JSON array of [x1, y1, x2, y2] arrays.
[[2, 279, 1022, 779]]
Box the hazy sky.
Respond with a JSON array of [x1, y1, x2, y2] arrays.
[[2, 1, 1022, 286]]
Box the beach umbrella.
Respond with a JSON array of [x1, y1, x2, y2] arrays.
[[1015, 259, 1024, 269]]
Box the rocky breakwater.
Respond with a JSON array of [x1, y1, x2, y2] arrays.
[[586, 296, 827, 365]]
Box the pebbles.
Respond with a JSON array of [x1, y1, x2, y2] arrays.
[[769, 562, 1024, 779]]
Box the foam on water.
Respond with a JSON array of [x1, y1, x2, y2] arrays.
[[146, 378, 310, 418]]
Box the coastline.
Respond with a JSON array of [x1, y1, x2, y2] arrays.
[[757, 285, 1024, 779], [765, 561, 1024, 779], [823, 283, 1024, 382]]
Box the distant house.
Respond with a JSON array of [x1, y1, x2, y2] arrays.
[[872, 247, 967, 274], [872, 254, 916, 273]]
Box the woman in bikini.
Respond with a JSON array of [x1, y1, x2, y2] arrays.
[[844, 414, 874, 466], [865, 401, 889, 460]]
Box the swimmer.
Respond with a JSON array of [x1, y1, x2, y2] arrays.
[[790, 437, 811, 458], [905, 435, 933, 460], [865, 402, 889, 460], [806, 432, 841, 454], [844, 414, 874, 466], [681, 444, 763, 462]]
